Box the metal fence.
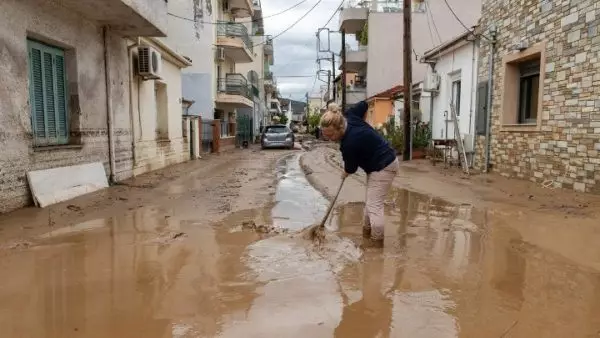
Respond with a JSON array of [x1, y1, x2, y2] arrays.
[[201, 119, 214, 153], [236, 114, 253, 146], [220, 120, 229, 137]]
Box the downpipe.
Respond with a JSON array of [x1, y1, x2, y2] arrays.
[[484, 36, 497, 173], [127, 38, 141, 168], [468, 40, 476, 167], [103, 25, 116, 183]]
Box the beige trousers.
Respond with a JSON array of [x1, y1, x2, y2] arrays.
[[363, 159, 399, 240]]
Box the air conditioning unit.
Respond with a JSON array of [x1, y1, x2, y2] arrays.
[[137, 46, 162, 80], [216, 47, 225, 61], [423, 71, 440, 92]]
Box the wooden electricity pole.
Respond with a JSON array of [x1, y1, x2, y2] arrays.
[[332, 52, 337, 101], [341, 30, 347, 112], [402, 0, 412, 160]]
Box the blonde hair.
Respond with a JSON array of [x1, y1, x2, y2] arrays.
[[320, 103, 345, 130]]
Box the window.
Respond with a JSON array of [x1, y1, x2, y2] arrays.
[[27, 39, 68, 146], [500, 43, 545, 131], [475, 81, 489, 135], [155, 82, 169, 140], [451, 79, 461, 116], [518, 60, 540, 124]]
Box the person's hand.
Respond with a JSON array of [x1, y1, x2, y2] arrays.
[[342, 172, 349, 179]]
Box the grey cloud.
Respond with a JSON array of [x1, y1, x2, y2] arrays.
[[261, 0, 343, 98]]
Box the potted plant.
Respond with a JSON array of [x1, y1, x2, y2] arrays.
[[411, 121, 431, 159]]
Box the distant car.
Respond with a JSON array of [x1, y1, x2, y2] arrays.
[[261, 125, 295, 150]]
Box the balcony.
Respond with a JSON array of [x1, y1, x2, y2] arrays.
[[341, 45, 368, 72], [59, 0, 168, 36], [216, 22, 254, 63], [216, 74, 253, 109], [264, 36, 274, 56], [339, 1, 367, 35], [253, 0, 262, 16], [228, 0, 254, 18], [264, 71, 276, 92]]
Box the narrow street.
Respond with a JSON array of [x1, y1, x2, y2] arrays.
[[2, 145, 600, 337]]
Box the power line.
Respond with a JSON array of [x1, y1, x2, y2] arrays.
[[424, 0, 442, 44], [305, 0, 344, 98], [167, 0, 308, 25], [253, 0, 324, 47], [323, 0, 345, 28], [441, 0, 490, 41]]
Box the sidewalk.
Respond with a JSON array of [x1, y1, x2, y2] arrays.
[[300, 146, 600, 272]]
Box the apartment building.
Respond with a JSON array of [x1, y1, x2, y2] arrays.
[[0, 0, 196, 213], [475, 0, 600, 193], [235, 1, 275, 138], [338, 0, 481, 125]]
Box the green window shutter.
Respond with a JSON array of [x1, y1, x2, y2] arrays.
[[27, 39, 68, 146]]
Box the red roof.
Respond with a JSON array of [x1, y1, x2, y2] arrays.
[[368, 84, 404, 101]]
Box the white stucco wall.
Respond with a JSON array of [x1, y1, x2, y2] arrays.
[[130, 39, 190, 176], [365, 0, 481, 98], [163, 0, 216, 119], [427, 42, 479, 141]]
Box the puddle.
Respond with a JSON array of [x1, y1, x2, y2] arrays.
[[271, 154, 329, 230], [2, 154, 600, 337]]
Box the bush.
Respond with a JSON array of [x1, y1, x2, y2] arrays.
[[307, 113, 320, 133], [412, 121, 431, 149], [376, 119, 431, 153], [376, 120, 404, 154]]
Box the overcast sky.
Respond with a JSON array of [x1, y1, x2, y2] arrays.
[[262, 0, 352, 101]]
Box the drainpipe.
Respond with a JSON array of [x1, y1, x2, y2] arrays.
[[103, 25, 116, 183], [468, 40, 476, 166], [484, 26, 498, 173], [428, 63, 435, 134], [127, 38, 141, 167]]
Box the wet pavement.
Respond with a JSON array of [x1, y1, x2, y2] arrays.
[[1, 150, 600, 337]]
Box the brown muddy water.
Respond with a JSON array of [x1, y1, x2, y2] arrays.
[[1, 153, 600, 337]]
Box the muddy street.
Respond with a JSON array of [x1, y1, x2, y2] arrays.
[[1, 146, 600, 337]]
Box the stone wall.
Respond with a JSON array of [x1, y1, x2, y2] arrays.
[[477, 0, 600, 193]]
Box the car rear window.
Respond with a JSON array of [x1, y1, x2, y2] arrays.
[[265, 126, 288, 133]]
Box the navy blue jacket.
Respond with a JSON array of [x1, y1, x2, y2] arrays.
[[340, 101, 397, 174]]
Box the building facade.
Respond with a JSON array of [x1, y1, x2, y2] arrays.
[[0, 0, 177, 213], [476, 0, 600, 193], [338, 0, 481, 119], [421, 31, 480, 157]]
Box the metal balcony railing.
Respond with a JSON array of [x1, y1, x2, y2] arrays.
[[343, 0, 403, 12], [217, 73, 252, 100], [264, 71, 273, 80], [216, 21, 253, 52]]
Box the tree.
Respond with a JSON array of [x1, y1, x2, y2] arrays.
[[278, 114, 289, 125], [307, 112, 321, 132]]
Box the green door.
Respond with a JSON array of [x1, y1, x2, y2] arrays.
[[236, 114, 253, 147]]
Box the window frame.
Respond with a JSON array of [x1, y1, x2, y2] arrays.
[[451, 79, 462, 117], [517, 60, 540, 124], [500, 42, 546, 132], [27, 39, 70, 147]]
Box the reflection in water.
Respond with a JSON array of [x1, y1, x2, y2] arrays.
[[3, 155, 600, 337], [335, 252, 395, 338]]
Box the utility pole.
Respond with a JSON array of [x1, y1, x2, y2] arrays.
[[327, 70, 331, 103], [341, 30, 347, 112], [332, 52, 337, 101], [402, 0, 412, 161]]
